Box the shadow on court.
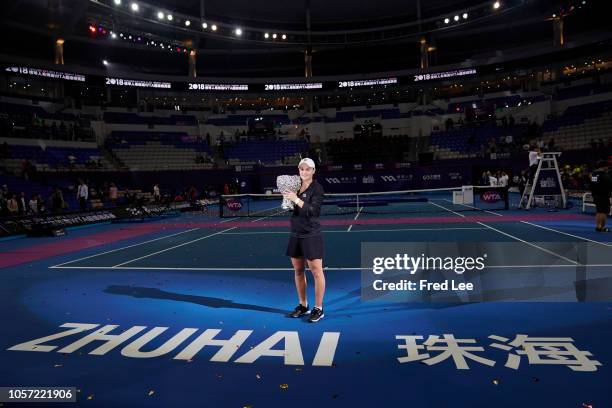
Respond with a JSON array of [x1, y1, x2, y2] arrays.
[[104, 285, 287, 314]]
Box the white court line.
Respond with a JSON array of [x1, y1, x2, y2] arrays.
[[52, 203, 281, 269], [441, 198, 504, 216], [354, 206, 364, 220], [428, 201, 466, 218], [428, 200, 579, 266], [221, 203, 281, 223], [347, 206, 364, 232], [250, 206, 285, 223], [50, 227, 201, 268], [520, 221, 612, 247], [49, 264, 612, 271], [111, 203, 279, 268], [111, 227, 237, 268], [222, 227, 489, 235], [476, 222, 579, 265]]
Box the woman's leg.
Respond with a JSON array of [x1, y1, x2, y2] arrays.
[[291, 257, 307, 306], [306, 258, 325, 309]]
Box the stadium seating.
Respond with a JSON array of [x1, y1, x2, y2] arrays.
[[223, 140, 308, 165]]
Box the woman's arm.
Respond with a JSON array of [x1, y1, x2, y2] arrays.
[[299, 184, 324, 217], [282, 184, 324, 216]]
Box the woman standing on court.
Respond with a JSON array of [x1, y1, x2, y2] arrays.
[[282, 158, 326, 322]]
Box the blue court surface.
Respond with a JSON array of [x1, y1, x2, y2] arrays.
[[1, 201, 611, 408]]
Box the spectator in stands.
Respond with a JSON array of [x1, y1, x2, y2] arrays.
[[589, 160, 611, 233], [51, 187, 66, 212], [187, 186, 198, 202], [445, 118, 454, 131], [17, 192, 27, 216], [153, 184, 161, 202], [548, 137, 556, 151], [7, 194, 18, 216], [561, 166, 572, 188], [76, 179, 88, 211], [29, 195, 38, 215], [21, 159, 32, 180], [487, 138, 497, 154], [498, 171, 509, 188], [480, 143, 487, 157], [109, 183, 118, 205], [479, 172, 489, 186], [0, 142, 10, 159], [0, 192, 6, 217], [35, 194, 46, 213], [488, 171, 498, 187]]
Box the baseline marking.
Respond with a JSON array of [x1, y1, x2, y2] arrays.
[[49, 264, 612, 271]]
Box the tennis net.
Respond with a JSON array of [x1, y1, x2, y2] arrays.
[[219, 185, 511, 218]]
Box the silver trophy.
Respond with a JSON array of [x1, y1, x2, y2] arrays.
[[277, 175, 302, 210]]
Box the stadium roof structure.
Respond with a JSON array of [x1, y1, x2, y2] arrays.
[[0, 0, 609, 77]]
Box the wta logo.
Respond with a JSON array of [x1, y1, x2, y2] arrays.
[[480, 191, 502, 203], [225, 198, 243, 211]]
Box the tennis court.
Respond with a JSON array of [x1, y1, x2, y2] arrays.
[[1, 190, 611, 407]]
